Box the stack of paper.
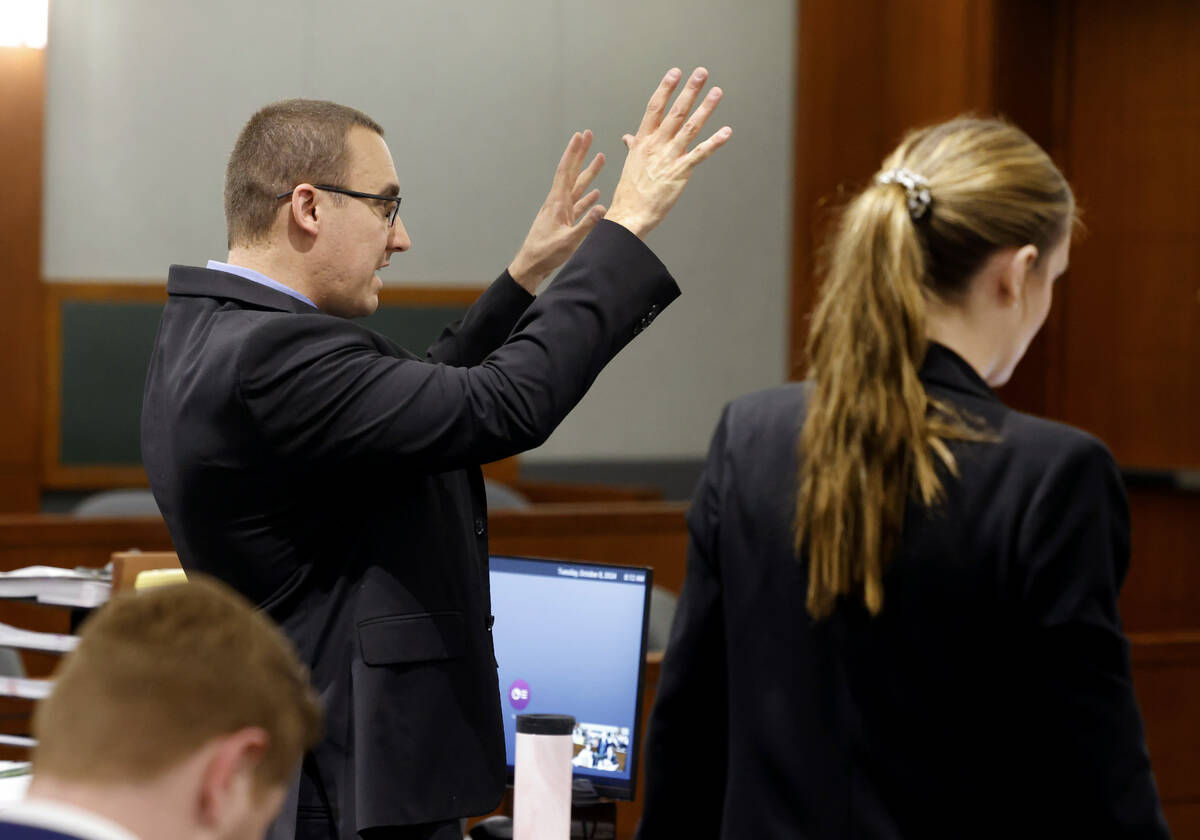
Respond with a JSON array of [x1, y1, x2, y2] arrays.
[[0, 623, 77, 654], [0, 761, 33, 806], [0, 566, 111, 608], [0, 677, 51, 700]]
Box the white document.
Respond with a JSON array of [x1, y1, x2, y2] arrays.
[[0, 677, 52, 700], [0, 761, 33, 807], [0, 567, 111, 608], [0, 623, 77, 653]]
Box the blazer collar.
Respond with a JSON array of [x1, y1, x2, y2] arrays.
[[166, 265, 320, 315], [919, 342, 999, 403]]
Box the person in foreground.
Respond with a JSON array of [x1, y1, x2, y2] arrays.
[[141, 68, 730, 839], [0, 577, 322, 840], [636, 117, 1170, 839]]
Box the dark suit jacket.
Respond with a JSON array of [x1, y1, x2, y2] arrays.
[[140, 221, 678, 837], [637, 343, 1169, 839], [0, 821, 89, 840], [0, 804, 123, 840]]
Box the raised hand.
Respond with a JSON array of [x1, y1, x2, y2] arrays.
[[508, 130, 607, 293], [605, 67, 732, 239]]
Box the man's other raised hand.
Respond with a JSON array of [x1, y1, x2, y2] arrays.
[[508, 130, 607, 293], [606, 67, 732, 239]]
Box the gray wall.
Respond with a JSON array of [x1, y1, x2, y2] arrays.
[[43, 0, 795, 463]]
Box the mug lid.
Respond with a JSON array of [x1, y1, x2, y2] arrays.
[[516, 713, 575, 735]]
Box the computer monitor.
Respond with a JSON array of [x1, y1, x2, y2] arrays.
[[489, 554, 653, 801]]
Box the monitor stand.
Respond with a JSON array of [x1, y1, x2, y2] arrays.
[[571, 779, 617, 839]]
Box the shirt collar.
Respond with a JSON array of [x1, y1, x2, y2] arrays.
[[918, 341, 1000, 403], [206, 260, 318, 309], [1, 797, 143, 840]]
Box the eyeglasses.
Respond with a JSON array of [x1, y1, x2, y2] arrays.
[[276, 184, 403, 227]]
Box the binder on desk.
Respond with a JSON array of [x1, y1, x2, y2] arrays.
[[0, 566, 111, 608]]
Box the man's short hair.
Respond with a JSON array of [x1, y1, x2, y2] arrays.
[[32, 576, 322, 792], [224, 98, 384, 248]]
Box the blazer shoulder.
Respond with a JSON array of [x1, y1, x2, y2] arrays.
[[708, 383, 811, 466], [984, 409, 1126, 555], [238, 308, 370, 343], [999, 407, 1118, 474], [234, 311, 400, 370], [723, 382, 810, 432]]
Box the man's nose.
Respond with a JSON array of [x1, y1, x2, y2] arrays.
[[388, 218, 411, 253]]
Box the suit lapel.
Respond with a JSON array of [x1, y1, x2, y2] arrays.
[[166, 265, 319, 314]]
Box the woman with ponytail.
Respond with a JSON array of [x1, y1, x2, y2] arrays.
[[637, 118, 1169, 839]]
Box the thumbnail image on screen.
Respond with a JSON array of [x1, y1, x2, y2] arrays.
[[572, 722, 631, 773]]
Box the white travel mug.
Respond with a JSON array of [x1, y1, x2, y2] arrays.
[[513, 713, 575, 840]]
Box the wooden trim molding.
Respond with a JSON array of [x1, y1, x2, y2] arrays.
[[41, 279, 487, 307], [378, 286, 487, 306], [43, 466, 151, 491], [41, 282, 169, 303]]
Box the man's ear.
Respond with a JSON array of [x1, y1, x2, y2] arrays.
[[197, 727, 271, 828], [997, 244, 1040, 307], [289, 185, 321, 237]]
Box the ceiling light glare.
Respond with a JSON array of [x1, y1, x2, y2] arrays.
[[0, 0, 49, 49]]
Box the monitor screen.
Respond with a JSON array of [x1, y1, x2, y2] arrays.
[[489, 555, 653, 801]]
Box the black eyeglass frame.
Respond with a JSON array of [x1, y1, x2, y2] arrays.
[[276, 184, 402, 226]]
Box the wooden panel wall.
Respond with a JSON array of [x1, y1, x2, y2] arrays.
[[0, 48, 46, 512], [1051, 0, 1200, 470], [792, 0, 1200, 832], [791, 0, 1199, 451], [791, 0, 1062, 411]]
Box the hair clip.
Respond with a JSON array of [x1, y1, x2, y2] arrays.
[[876, 167, 932, 220]]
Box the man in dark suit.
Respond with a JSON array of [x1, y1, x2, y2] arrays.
[[0, 578, 322, 840], [141, 69, 730, 840]]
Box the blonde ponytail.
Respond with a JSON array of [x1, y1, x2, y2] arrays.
[[795, 117, 1075, 619]]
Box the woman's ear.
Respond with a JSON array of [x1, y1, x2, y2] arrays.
[[998, 244, 1040, 307]]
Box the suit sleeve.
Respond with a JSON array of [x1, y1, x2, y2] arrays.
[[424, 271, 533, 366], [1015, 438, 1169, 838], [636, 407, 730, 840], [236, 220, 679, 474]]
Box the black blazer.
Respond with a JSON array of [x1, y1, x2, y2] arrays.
[[637, 343, 1169, 839], [141, 221, 678, 837], [0, 820, 91, 840]]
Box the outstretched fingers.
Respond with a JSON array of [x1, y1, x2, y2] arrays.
[[571, 152, 606, 202], [683, 125, 733, 171], [604, 66, 732, 239], [551, 130, 591, 197], [636, 68, 683, 137], [669, 85, 723, 155], [658, 68, 709, 140], [572, 188, 602, 222]]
